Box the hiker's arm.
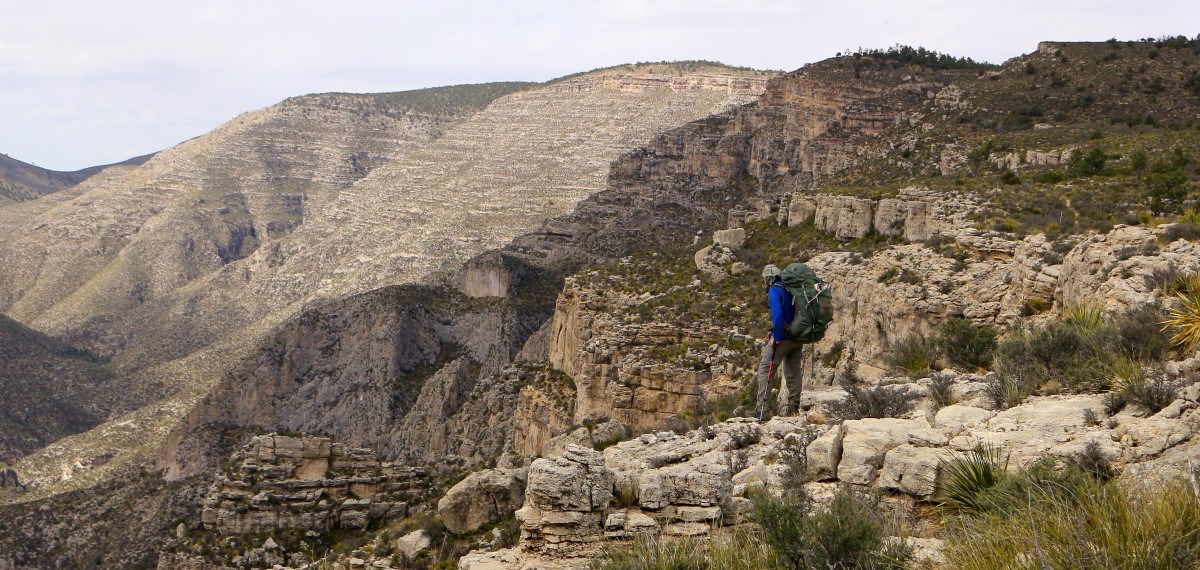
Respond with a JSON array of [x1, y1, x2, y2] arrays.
[[769, 286, 787, 344]]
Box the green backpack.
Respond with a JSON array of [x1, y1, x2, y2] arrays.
[[779, 262, 833, 343]]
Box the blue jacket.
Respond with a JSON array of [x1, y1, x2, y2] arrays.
[[768, 280, 794, 342]]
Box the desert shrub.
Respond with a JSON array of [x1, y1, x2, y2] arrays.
[[936, 318, 997, 370], [832, 364, 920, 421], [1113, 303, 1172, 361], [1163, 222, 1200, 242], [1021, 296, 1051, 316], [994, 311, 1127, 394], [1124, 375, 1179, 413], [1104, 362, 1178, 414], [751, 488, 911, 570], [986, 331, 1041, 408], [612, 478, 640, 509], [595, 531, 778, 570], [884, 334, 939, 378], [985, 368, 1036, 409], [944, 470, 1200, 569], [495, 517, 521, 549], [1070, 441, 1118, 482], [928, 372, 957, 409], [1067, 146, 1109, 177]]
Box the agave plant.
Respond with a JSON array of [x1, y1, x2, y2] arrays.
[[1164, 291, 1200, 352]]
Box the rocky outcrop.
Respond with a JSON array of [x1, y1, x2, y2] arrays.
[[1057, 224, 1200, 311], [198, 434, 430, 535], [785, 187, 979, 241], [465, 375, 1200, 567], [438, 467, 528, 534]]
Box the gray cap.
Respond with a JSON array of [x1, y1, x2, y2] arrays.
[[761, 264, 781, 287]]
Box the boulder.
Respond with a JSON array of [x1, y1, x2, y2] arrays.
[[638, 460, 731, 509], [396, 530, 431, 559], [713, 228, 746, 250], [934, 405, 995, 430], [877, 444, 946, 499], [806, 423, 846, 481], [437, 468, 528, 534], [526, 445, 614, 512], [837, 419, 947, 486]]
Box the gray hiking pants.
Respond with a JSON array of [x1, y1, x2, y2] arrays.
[[754, 339, 804, 420]]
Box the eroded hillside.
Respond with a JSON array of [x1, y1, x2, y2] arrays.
[[4, 39, 1200, 569]]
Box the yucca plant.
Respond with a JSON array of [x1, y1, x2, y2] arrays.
[[1106, 355, 1145, 394], [937, 444, 1011, 514], [1062, 303, 1107, 335], [1164, 291, 1200, 352], [1166, 272, 1200, 297]]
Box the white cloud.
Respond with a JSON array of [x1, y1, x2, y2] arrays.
[[0, 0, 1196, 169]]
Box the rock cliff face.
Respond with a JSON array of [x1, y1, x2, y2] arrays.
[[3, 65, 771, 501], [197, 434, 430, 535], [156, 276, 551, 480], [0, 68, 767, 379]]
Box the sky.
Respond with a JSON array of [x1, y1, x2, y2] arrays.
[[1, 1, 1196, 171]]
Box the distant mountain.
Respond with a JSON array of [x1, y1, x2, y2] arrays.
[[0, 152, 153, 205], [0, 64, 771, 502], [0, 314, 119, 464]]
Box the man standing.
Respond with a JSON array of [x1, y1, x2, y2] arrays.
[[754, 264, 805, 420]]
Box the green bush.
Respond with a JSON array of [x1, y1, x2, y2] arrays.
[[832, 364, 920, 421], [928, 372, 957, 409], [751, 488, 911, 570], [1121, 374, 1180, 413], [936, 318, 997, 370], [1113, 303, 1172, 361], [884, 334, 939, 378]]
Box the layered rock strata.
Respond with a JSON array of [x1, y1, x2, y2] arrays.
[[463, 375, 1200, 568], [199, 434, 430, 535]]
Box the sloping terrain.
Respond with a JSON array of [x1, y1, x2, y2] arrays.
[[0, 152, 153, 205], [0, 314, 119, 464], [0, 64, 771, 501]]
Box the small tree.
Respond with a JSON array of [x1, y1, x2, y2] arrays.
[[1129, 149, 1148, 184]]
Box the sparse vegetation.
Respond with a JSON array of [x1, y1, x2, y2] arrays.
[[936, 318, 997, 371], [832, 363, 920, 421], [944, 458, 1200, 569], [884, 334, 939, 378], [928, 372, 957, 409]]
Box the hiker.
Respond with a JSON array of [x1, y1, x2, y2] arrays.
[[753, 262, 833, 420]]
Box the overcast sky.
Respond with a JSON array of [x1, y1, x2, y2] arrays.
[[1, 1, 1196, 171]]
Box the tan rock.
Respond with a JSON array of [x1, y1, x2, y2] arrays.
[[438, 468, 527, 534]]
